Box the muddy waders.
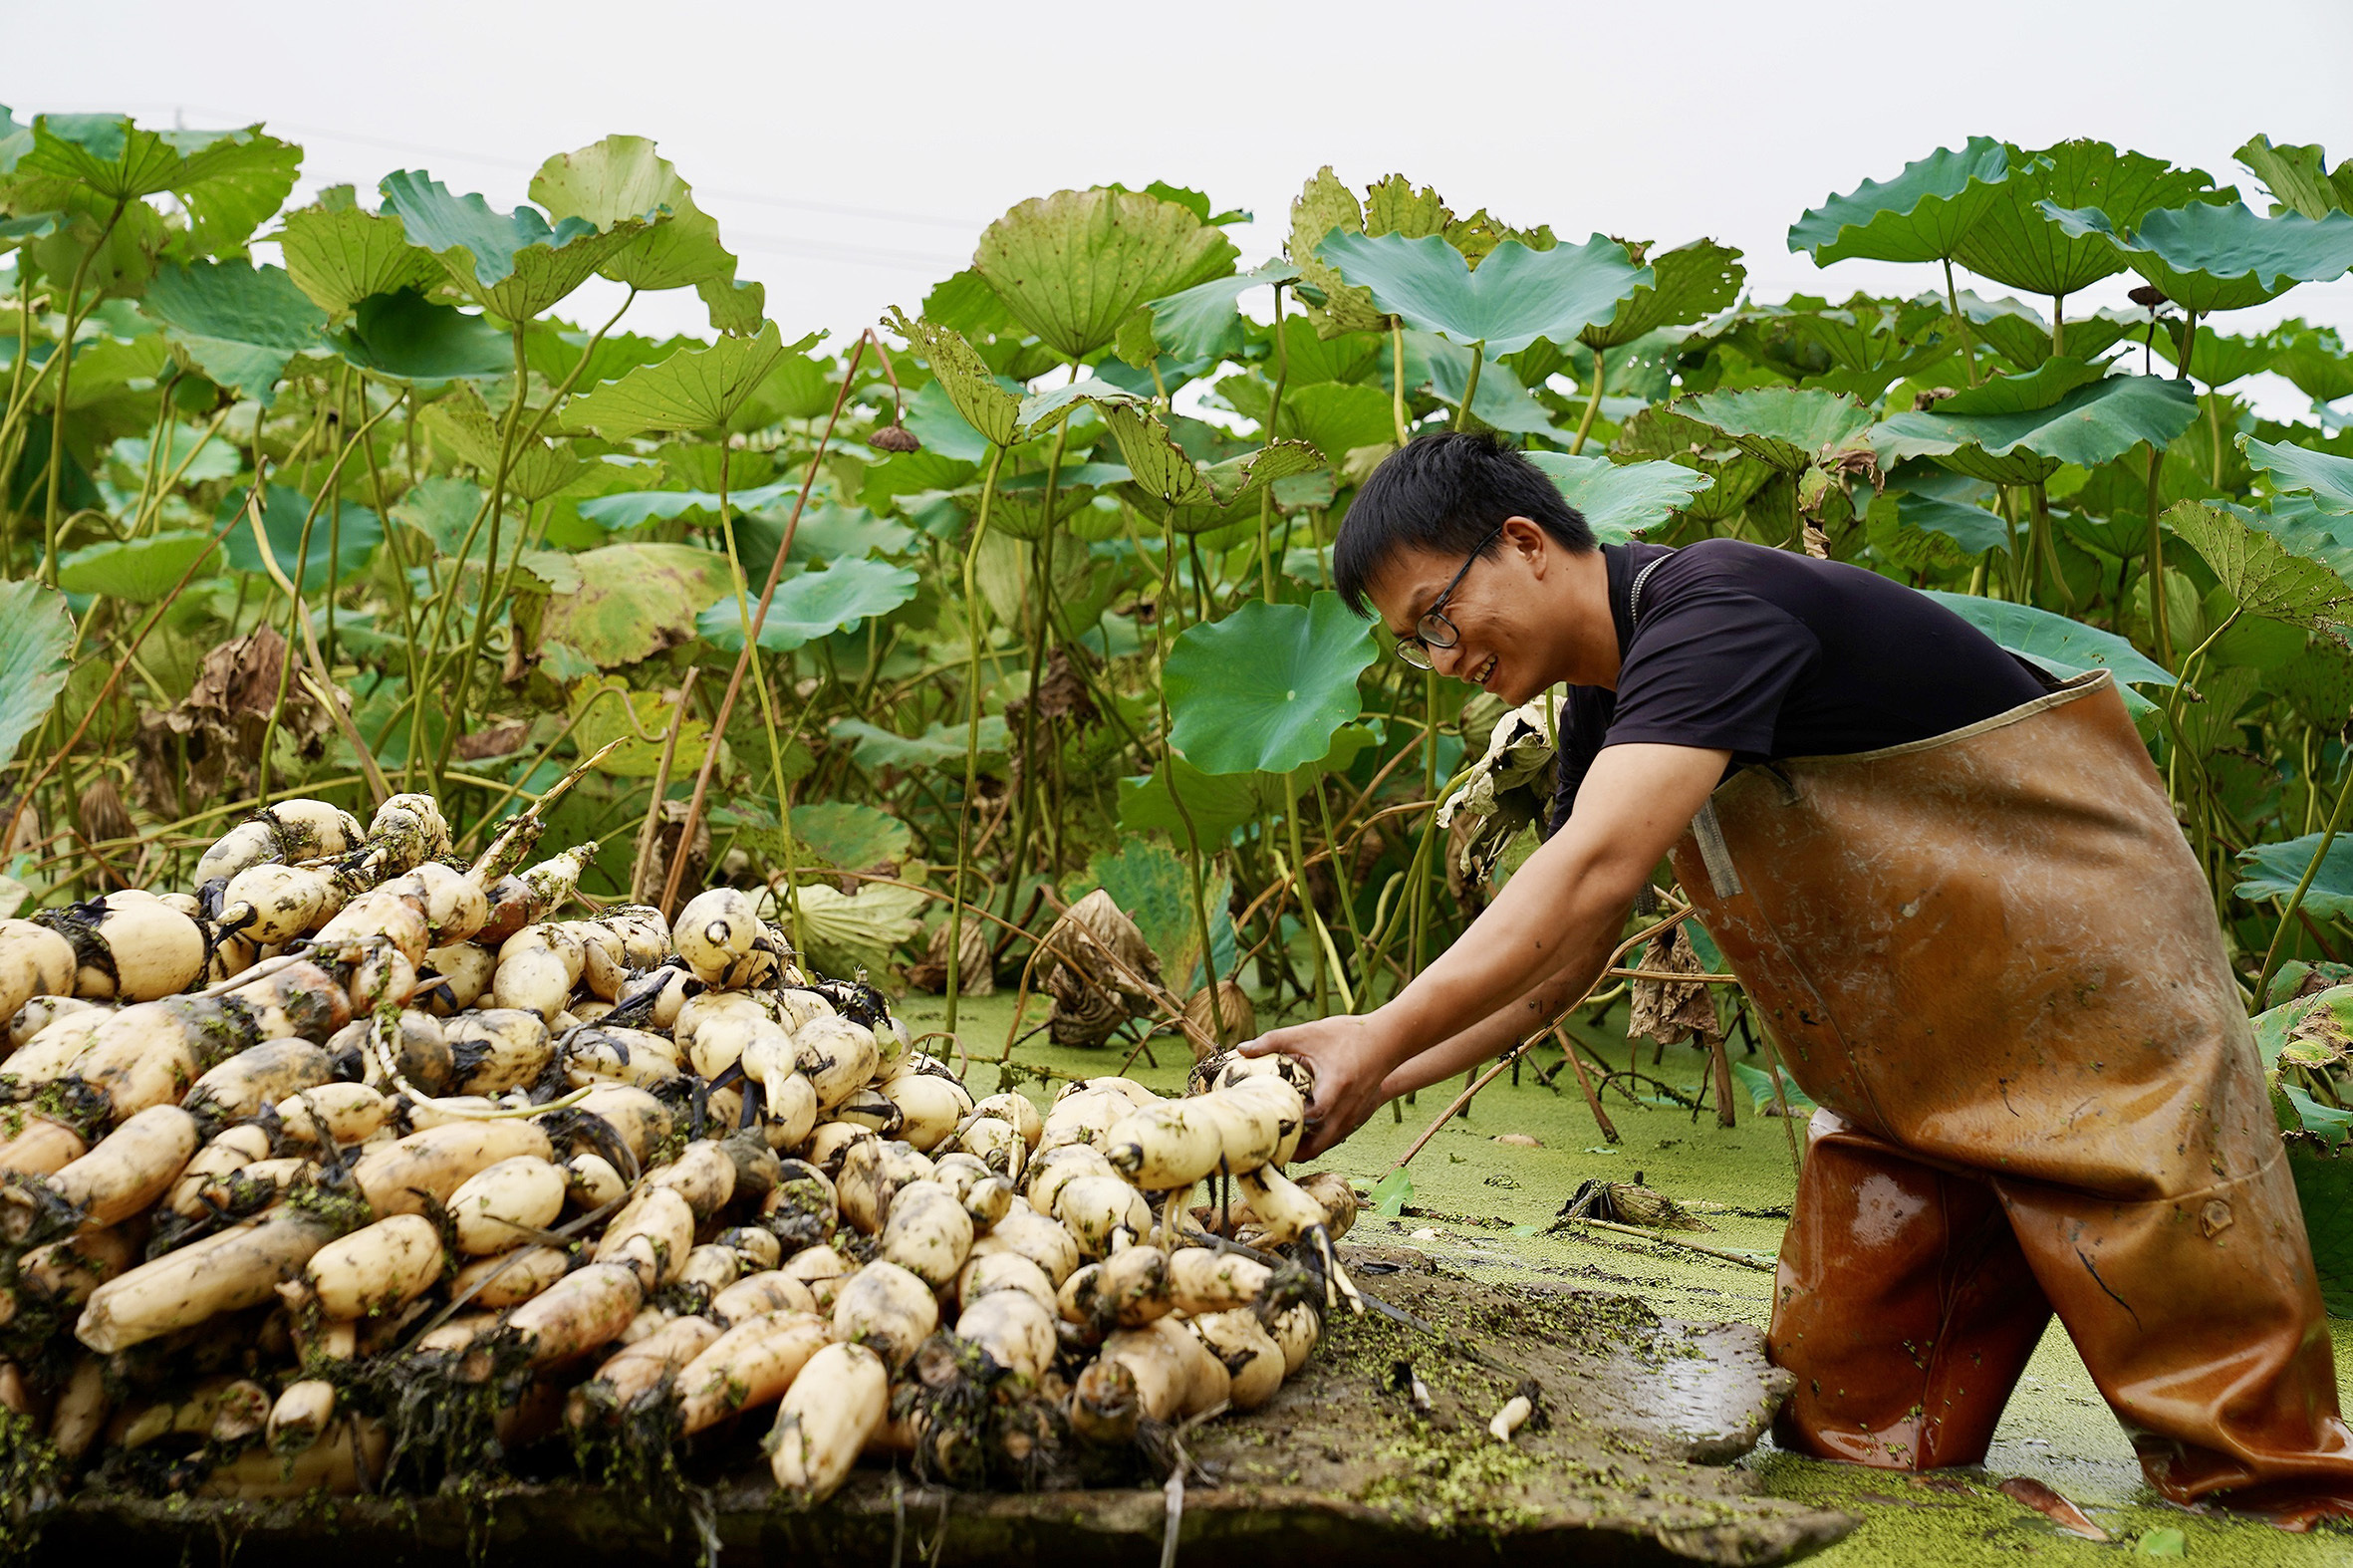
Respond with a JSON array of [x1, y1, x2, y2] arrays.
[[1669, 670, 2353, 1516]]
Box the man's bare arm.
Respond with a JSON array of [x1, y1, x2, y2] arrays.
[[1245, 741, 1728, 1157]]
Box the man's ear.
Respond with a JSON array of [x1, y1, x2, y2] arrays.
[[1503, 515, 1549, 576]]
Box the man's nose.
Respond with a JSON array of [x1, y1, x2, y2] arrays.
[[1430, 640, 1469, 678]]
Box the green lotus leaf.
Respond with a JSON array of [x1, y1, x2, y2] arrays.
[[1954, 140, 2220, 301], [886, 307, 1019, 448], [2235, 134, 2353, 221], [696, 556, 919, 653], [788, 801, 914, 872], [1286, 167, 1397, 338], [1961, 293, 2144, 371], [1084, 838, 1236, 991], [574, 476, 801, 532], [420, 386, 590, 501], [2152, 324, 2276, 388], [973, 187, 1239, 362], [110, 422, 237, 485], [379, 169, 648, 319], [1880, 480, 2009, 556], [1145, 259, 1299, 364], [1525, 453, 1714, 544], [2237, 834, 2353, 921], [1315, 230, 1647, 356], [1612, 405, 1772, 523], [832, 715, 1008, 770], [2270, 321, 2353, 404], [56, 528, 217, 602], [2288, 1140, 2353, 1313], [1921, 591, 2175, 713], [278, 198, 440, 318], [220, 485, 383, 596], [139, 260, 324, 406], [1872, 374, 2198, 485], [1280, 381, 1397, 461], [1582, 239, 1744, 351], [0, 213, 60, 254], [0, 579, 72, 767], [325, 288, 511, 381], [0, 106, 32, 174], [562, 321, 792, 439], [2163, 499, 2350, 627], [2243, 434, 2353, 517], [538, 542, 738, 667], [1420, 336, 1558, 435], [1117, 755, 1266, 842], [2039, 200, 2353, 315], [530, 135, 753, 329], [21, 116, 296, 255], [1932, 356, 2110, 415], [1014, 377, 1139, 436], [1104, 403, 1322, 534], [785, 883, 926, 976], [897, 381, 990, 463], [1166, 592, 1375, 776], [1789, 138, 2012, 266], [1676, 388, 1875, 473]]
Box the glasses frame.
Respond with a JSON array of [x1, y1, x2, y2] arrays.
[[1394, 526, 1503, 668]]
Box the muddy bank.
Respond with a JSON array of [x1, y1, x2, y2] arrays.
[[24, 1248, 1851, 1568]]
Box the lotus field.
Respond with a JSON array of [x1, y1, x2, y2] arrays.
[[2, 108, 2353, 1536]]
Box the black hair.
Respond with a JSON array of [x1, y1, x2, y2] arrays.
[[1329, 431, 1594, 618]]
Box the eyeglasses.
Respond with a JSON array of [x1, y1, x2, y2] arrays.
[[1393, 527, 1501, 669]]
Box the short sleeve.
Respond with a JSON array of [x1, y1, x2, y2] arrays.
[[1604, 576, 1822, 756]]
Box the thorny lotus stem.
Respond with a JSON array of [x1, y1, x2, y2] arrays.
[[713, 436, 806, 949], [946, 444, 1008, 1034], [1390, 319, 1410, 447], [1002, 395, 1074, 923], [1452, 343, 1483, 434], [1570, 346, 1606, 455], [629, 668, 700, 903], [40, 200, 127, 587], [1941, 258, 1979, 388], [1153, 505, 1228, 1046], [661, 329, 874, 919]]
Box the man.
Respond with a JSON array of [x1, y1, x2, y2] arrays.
[[1243, 431, 2353, 1517]]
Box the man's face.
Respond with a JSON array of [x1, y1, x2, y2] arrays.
[[1365, 518, 1551, 704]]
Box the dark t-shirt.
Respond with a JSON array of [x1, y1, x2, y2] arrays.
[[1547, 539, 2050, 832]]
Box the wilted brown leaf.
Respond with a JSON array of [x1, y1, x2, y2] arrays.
[[133, 626, 329, 812], [453, 719, 532, 761], [1628, 922, 1721, 1046], [908, 915, 992, 997]]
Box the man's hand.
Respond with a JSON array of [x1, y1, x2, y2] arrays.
[[1240, 1012, 1401, 1160]]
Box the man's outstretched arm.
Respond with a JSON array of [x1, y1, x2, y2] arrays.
[[1243, 741, 1728, 1157]]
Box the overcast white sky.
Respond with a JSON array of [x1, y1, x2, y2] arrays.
[[10, 0, 2352, 414]]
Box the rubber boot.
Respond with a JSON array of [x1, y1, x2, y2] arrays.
[[1998, 1152, 2353, 1515], [1770, 1111, 2051, 1469]]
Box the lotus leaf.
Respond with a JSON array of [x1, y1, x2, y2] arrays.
[[1165, 592, 1375, 776], [784, 802, 913, 874], [563, 320, 793, 438], [886, 308, 1019, 448], [1873, 374, 2197, 485], [2270, 321, 2353, 404], [20, 116, 297, 254], [218, 485, 382, 596], [2164, 500, 2350, 627], [1146, 259, 1299, 364], [1084, 839, 1235, 991], [530, 135, 756, 330], [786, 883, 926, 978], [379, 169, 648, 319], [325, 288, 510, 381], [57, 528, 217, 602], [1922, 591, 2175, 714], [278, 199, 438, 317], [973, 187, 1237, 363], [832, 716, 1008, 770], [0, 580, 73, 766], [1677, 388, 1875, 473], [538, 542, 738, 668], [696, 557, 919, 653], [2237, 834, 2353, 921], [1525, 453, 1714, 543], [2235, 135, 2353, 221], [2243, 434, 2353, 517], [1789, 138, 2012, 266], [2039, 200, 2353, 315], [1316, 230, 1647, 356], [569, 680, 710, 778], [420, 386, 589, 501], [1953, 140, 2220, 300], [139, 260, 323, 406], [2153, 324, 2276, 388], [1582, 239, 1744, 351]]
